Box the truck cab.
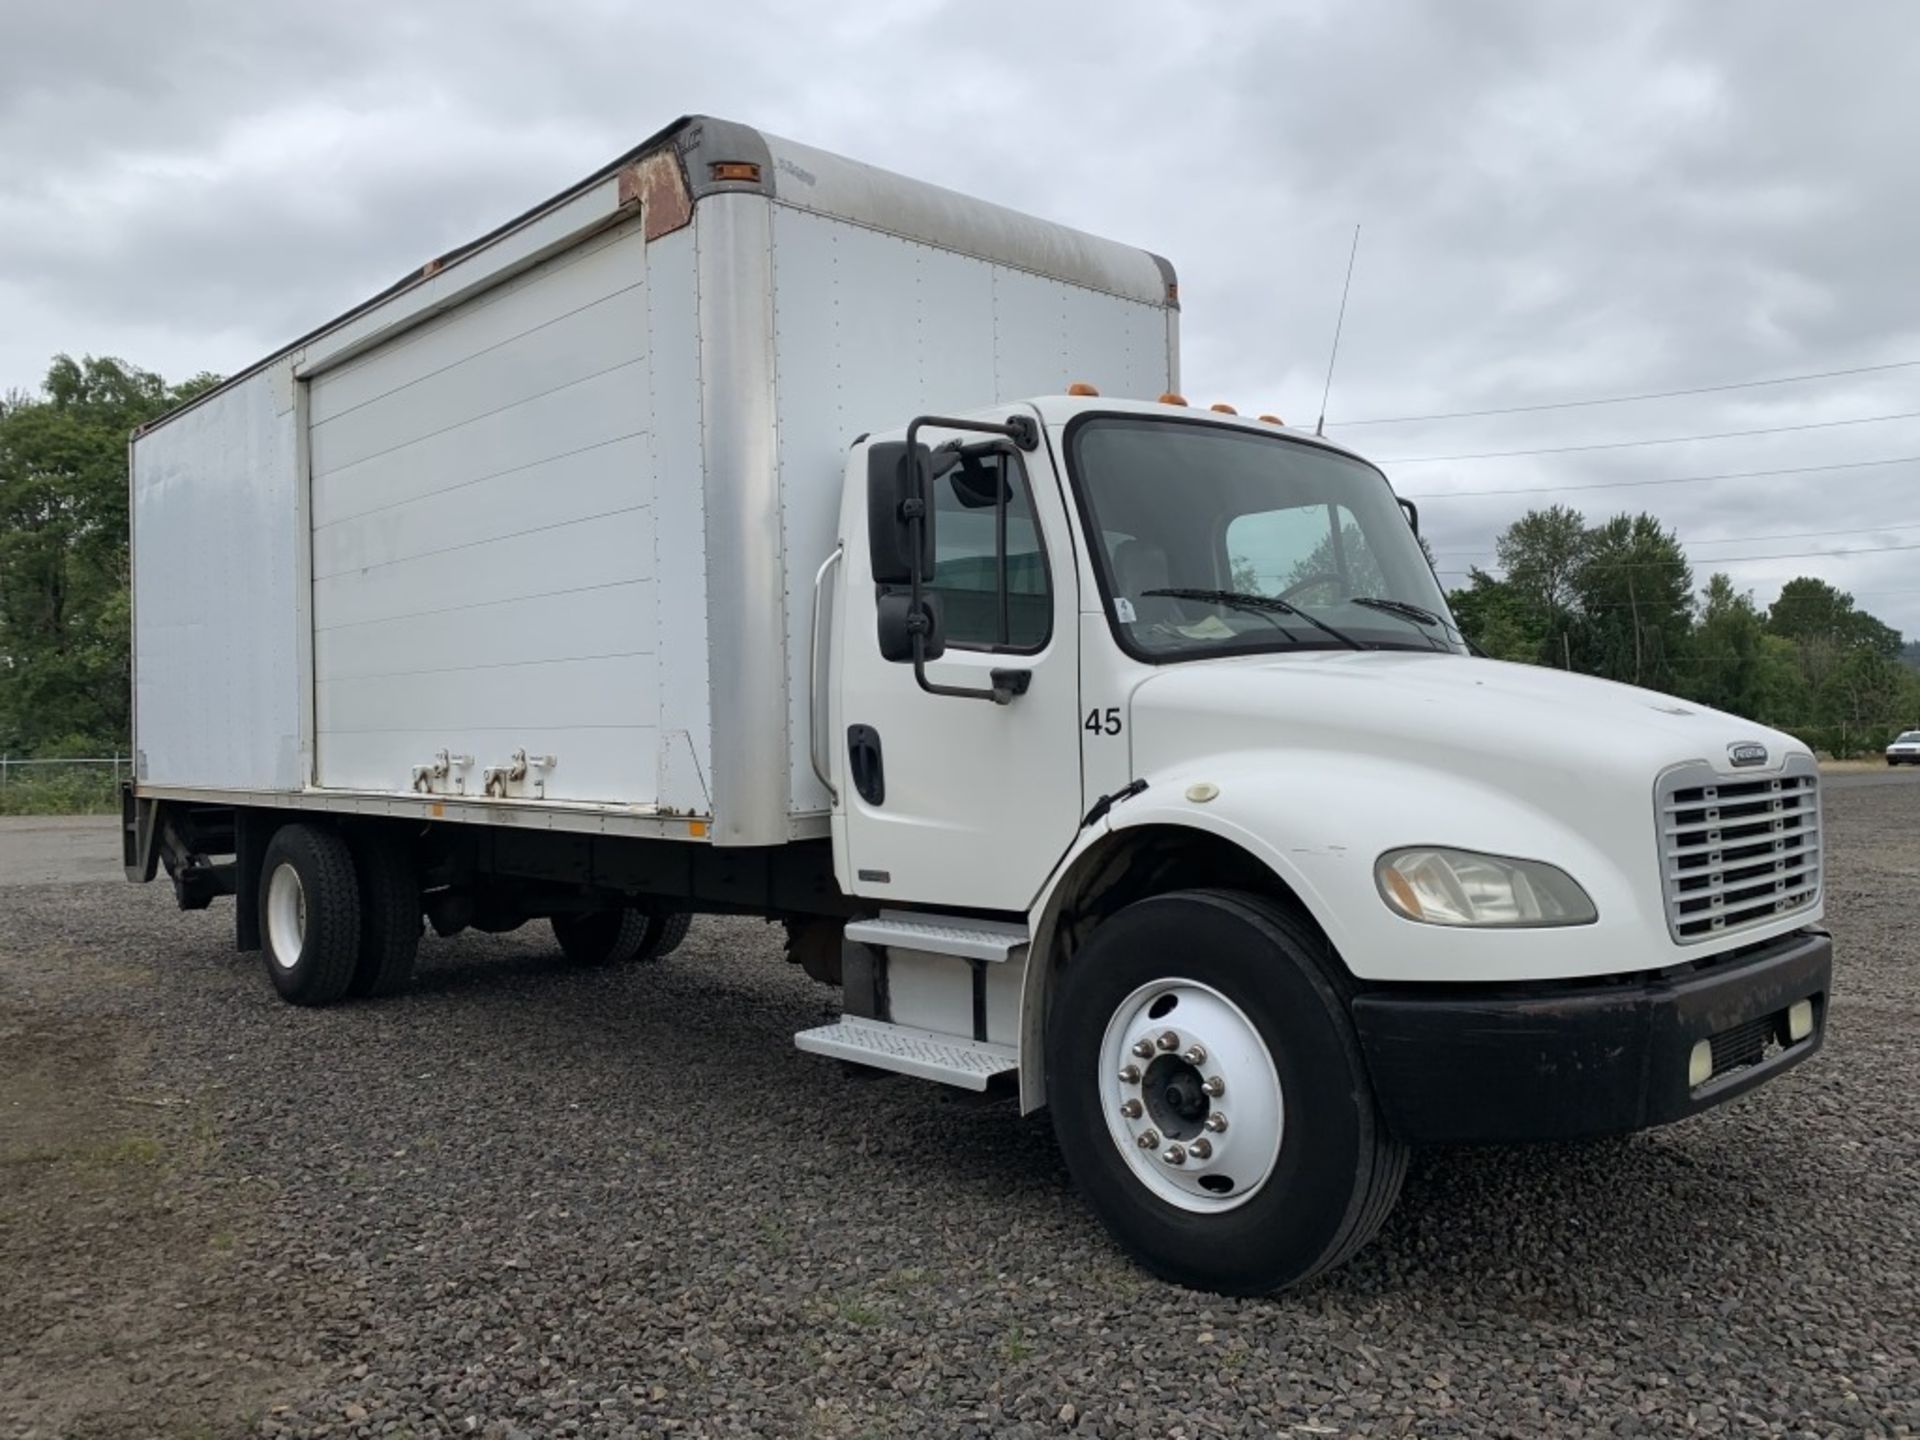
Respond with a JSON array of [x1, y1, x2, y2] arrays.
[[809, 392, 1829, 1292]]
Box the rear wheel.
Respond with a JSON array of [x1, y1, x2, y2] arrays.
[[258, 823, 362, 1006], [551, 908, 689, 965], [347, 829, 421, 998], [1046, 889, 1406, 1294]]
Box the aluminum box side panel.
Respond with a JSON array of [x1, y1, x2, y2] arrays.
[[132, 367, 303, 790], [306, 219, 659, 805], [769, 205, 1177, 814]]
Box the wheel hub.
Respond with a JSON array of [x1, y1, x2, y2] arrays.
[[1099, 979, 1285, 1213]]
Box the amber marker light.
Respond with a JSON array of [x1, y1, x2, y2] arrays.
[[710, 161, 762, 183], [1210, 403, 1237, 414], [1067, 382, 1100, 396], [1158, 393, 1188, 406]]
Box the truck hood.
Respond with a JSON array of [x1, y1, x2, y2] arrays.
[[1127, 651, 1803, 789]]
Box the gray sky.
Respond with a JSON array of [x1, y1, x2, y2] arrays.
[[4, 0, 1917, 637]]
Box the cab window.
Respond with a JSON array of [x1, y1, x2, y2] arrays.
[[927, 451, 1051, 651]]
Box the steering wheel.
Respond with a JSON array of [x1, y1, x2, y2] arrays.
[[1275, 572, 1343, 602]]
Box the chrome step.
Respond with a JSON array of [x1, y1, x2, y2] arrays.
[[794, 1017, 1018, 1090], [843, 910, 1029, 963]]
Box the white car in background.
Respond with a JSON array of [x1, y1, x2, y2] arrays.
[[1888, 731, 1920, 766]]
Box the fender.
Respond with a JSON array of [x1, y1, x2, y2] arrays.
[[1014, 746, 1804, 1112]]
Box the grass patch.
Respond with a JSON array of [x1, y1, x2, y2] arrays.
[[0, 763, 123, 816]]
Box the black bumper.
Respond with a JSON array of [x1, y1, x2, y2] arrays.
[[1352, 928, 1831, 1145]]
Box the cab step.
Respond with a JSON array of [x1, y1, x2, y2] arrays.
[[843, 911, 1029, 962], [794, 1017, 1018, 1090]]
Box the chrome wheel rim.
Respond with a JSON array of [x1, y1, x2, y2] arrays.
[[265, 862, 307, 971], [1098, 978, 1284, 1213]]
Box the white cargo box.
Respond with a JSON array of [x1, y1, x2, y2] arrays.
[[131, 115, 1178, 845]]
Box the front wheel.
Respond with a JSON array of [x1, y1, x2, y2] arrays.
[[1046, 890, 1406, 1294]]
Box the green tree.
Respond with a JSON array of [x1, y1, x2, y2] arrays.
[[1446, 568, 1544, 662], [0, 355, 219, 751], [1494, 503, 1586, 666], [1569, 513, 1692, 691]]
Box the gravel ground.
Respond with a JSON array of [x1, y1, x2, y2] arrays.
[[1, 778, 1917, 1439]]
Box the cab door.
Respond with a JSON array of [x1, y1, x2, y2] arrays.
[[831, 418, 1083, 912]]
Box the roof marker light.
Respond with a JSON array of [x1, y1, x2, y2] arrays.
[[1068, 382, 1100, 396], [1210, 403, 1237, 415], [710, 161, 762, 183], [1259, 414, 1286, 425], [1158, 393, 1188, 406]]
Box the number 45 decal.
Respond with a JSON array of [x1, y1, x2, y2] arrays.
[[1084, 707, 1123, 736]]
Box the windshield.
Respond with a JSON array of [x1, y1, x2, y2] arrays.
[[1067, 415, 1462, 660], [1898, 732, 1920, 744]]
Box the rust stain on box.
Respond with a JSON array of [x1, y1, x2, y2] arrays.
[[622, 153, 693, 241]]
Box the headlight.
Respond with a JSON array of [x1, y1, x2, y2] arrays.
[[1376, 848, 1596, 927]]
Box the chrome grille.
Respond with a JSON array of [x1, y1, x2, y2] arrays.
[[1657, 756, 1821, 943]]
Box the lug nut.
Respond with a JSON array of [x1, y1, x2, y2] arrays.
[[1156, 1031, 1180, 1051], [1137, 1129, 1160, 1149], [1119, 1099, 1142, 1119], [1162, 1144, 1187, 1166], [1181, 1044, 1207, 1066], [1203, 1112, 1228, 1133], [1118, 1065, 1141, 1085], [1131, 1039, 1155, 1059], [1189, 1138, 1213, 1160], [1201, 1075, 1225, 1097]]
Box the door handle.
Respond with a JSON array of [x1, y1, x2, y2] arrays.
[[847, 724, 885, 806]]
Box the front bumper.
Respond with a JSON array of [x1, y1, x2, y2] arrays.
[[1351, 927, 1831, 1144]]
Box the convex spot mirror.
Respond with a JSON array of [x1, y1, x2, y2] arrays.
[[877, 590, 945, 663]]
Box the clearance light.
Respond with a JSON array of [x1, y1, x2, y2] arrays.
[[1688, 1040, 1714, 1088], [1787, 999, 1814, 1042], [1375, 848, 1597, 927], [1158, 392, 1188, 406], [1210, 402, 1237, 414], [710, 161, 762, 183], [1259, 414, 1285, 425], [1068, 382, 1100, 396]]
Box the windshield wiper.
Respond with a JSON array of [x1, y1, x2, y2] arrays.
[[1142, 588, 1367, 651], [1349, 596, 1484, 656]]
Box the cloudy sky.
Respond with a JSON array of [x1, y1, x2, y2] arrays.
[[4, 0, 1918, 636]]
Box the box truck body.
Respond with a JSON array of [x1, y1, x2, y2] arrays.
[[124, 116, 1832, 1295], [131, 116, 1176, 840]]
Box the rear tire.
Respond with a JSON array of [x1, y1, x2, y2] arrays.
[[347, 830, 421, 998], [1046, 889, 1406, 1295], [640, 911, 692, 960], [258, 823, 362, 1007], [551, 908, 690, 965]]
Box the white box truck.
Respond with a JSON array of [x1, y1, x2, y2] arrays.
[[124, 115, 1831, 1293]]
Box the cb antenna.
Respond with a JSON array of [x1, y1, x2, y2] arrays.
[[1314, 223, 1361, 437]]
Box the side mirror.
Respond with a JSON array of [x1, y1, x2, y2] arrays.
[[1397, 496, 1420, 534], [877, 590, 945, 663], [867, 441, 935, 585]]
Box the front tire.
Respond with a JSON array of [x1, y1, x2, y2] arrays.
[[1046, 889, 1406, 1294], [258, 823, 362, 1006]]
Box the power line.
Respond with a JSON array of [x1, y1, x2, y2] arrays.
[[1380, 410, 1920, 464], [1330, 357, 1920, 427], [1401, 452, 1920, 500]]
